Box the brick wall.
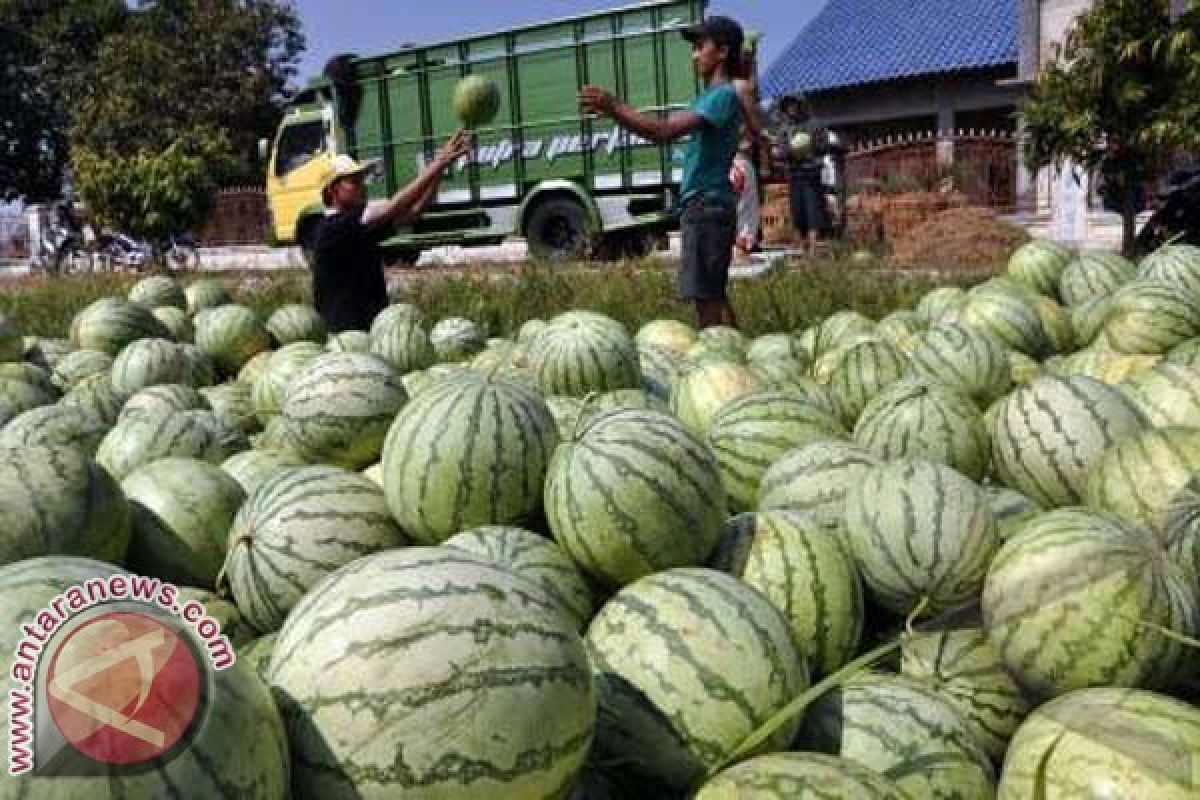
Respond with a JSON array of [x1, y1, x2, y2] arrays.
[[196, 188, 270, 246]]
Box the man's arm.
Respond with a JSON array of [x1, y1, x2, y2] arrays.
[[362, 130, 470, 229], [579, 86, 706, 143]]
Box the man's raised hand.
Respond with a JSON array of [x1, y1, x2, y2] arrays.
[[578, 85, 618, 117], [435, 129, 472, 168]]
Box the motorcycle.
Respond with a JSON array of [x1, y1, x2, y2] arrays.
[[1134, 159, 1200, 253], [98, 231, 200, 272], [32, 203, 95, 274]]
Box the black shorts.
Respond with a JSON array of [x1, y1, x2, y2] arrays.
[[789, 174, 828, 235], [680, 196, 736, 301]]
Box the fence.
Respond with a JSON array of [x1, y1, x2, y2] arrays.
[[196, 187, 270, 246]]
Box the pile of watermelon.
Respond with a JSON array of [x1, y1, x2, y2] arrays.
[[2, 243, 1200, 799]]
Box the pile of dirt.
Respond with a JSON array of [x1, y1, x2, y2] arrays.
[[888, 206, 1030, 271]]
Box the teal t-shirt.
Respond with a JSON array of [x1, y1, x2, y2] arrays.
[[681, 83, 741, 205]]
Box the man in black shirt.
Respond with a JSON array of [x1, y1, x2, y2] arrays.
[[312, 130, 470, 332]]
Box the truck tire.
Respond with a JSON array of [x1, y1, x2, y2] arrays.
[[525, 196, 593, 262]]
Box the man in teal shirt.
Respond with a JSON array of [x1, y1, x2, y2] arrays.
[[580, 15, 745, 328]]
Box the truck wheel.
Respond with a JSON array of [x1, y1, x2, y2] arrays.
[[526, 196, 592, 262]]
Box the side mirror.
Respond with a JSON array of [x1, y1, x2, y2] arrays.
[[258, 138, 270, 161]]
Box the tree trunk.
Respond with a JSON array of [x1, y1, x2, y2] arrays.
[[1121, 169, 1138, 258]]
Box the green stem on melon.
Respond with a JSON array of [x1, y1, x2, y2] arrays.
[[572, 391, 600, 442], [905, 595, 931, 637]]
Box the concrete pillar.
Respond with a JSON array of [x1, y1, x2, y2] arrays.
[[1014, 114, 1037, 211], [936, 104, 955, 168]]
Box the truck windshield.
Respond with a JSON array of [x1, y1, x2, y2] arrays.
[[275, 120, 326, 177]]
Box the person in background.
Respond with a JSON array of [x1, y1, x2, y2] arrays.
[[778, 95, 828, 257], [580, 15, 745, 329], [313, 130, 470, 333], [730, 140, 761, 262]]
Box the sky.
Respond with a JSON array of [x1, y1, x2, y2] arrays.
[[293, 0, 823, 83]]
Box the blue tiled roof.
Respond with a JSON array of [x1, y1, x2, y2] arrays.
[[762, 0, 1018, 98]]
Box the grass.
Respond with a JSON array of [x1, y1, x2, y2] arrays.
[[0, 256, 994, 340]]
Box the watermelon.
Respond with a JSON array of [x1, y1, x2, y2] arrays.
[[0, 376, 56, 428], [683, 341, 747, 370], [237, 632, 278, 682], [961, 286, 1049, 357], [814, 312, 876, 358], [1052, 349, 1158, 384], [910, 323, 1013, 407], [194, 304, 272, 375], [122, 457, 246, 587], [986, 486, 1043, 540], [706, 390, 845, 512], [200, 381, 259, 435], [383, 371, 556, 544], [757, 439, 881, 528], [1138, 243, 1200, 295], [982, 507, 1178, 698], [0, 314, 21, 362], [221, 448, 307, 496], [670, 361, 764, 438], [636, 319, 697, 356], [177, 342, 217, 386], [176, 585, 257, 647], [795, 325, 819, 360], [988, 375, 1147, 507], [1070, 295, 1112, 346], [1059, 250, 1136, 306], [845, 459, 999, 614], [1165, 476, 1200, 579], [583, 388, 668, 420], [129, 273, 187, 309], [518, 317, 548, 346], [269, 547, 594, 800], [694, 753, 906, 798], [1008, 350, 1042, 385], [827, 339, 911, 427], [110, 337, 192, 395], [586, 568, 807, 792], [696, 324, 749, 355], [152, 305, 194, 341], [120, 383, 209, 419], [797, 672, 995, 800], [279, 351, 407, 469], [998, 688, 1200, 799], [328, 328, 372, 353], [1099, 279, 1200, 354], [369, 313, 435, 373], [58, 372, 126, 426], [252, 341, 324, 423], [1032, 294, 1076, 353], [21, 337, 73, 371], [746, 332, 809, 365], [635, 342, 680, 397], [1085, 426, 1200, 533], [0, 445, 131, 565], [1121, 362, 1200, 427], [223, 465, 406, 633], [546, 409, 724, 587], [1006, 238, 1071, 297], [901, 626, 1031, 760], [70, 297, 171, 355], [50, 349, 112, 391], [916, 286, 968, 324], [444, 525, 596, 630], [875, 309, 925, 349], [533, 312, 641, 397], [0, 403, 108, 455], [265, 303, 327, 345], [185, 278, 233, 312], [748, 355, 810, 390], [1167, 336, 1200, 366], [453, 74, 502, 127], [544, 395, 586, 441], [96, 409, 246, 480], [430, 316, 487, 362], [711, 511, 863, 676], [789, 130, 813, 158], [853, 378, 990, 481]]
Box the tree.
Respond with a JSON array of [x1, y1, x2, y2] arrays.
[[1023, 0, 1200, 254], [0, 22, 65, 201]]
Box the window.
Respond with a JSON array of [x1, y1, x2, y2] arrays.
[[275, 121, 327, 178]]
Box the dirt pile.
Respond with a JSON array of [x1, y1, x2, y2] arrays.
[[889, 207, 1029, 271]]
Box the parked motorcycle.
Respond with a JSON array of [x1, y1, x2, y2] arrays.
[[98, 231, 200, 272]]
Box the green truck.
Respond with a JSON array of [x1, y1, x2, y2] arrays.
[[262, 0, 710, 263]]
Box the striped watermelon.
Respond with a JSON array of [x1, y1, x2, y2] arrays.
[[982, 508, 1177, 697], [1099, 280, 1200, 354], [0, 445, 131, 565], [372, 302, 425, 330], [901, 626, 1031, 760], [810, 336, 878, 385], [430, 316, 486, 362], [383, 372, 556, 544], [369, 313, 435, 373], [1060, 250, 1136, 306], [361, 461, 383, 486], [122, 456, 246, 587], [176, 585, 257, 647], [533, 312, 642, 396], [587, 568, 807, 792], [670, 361, 764, 438], [706, 390, 845, 512], [1007, 238, 1071, 297], [758, 439, 882, 527], [223, 465, 406, 633], [746, 332, 809, 365], [444, 525, 596, 630], [960, 286, 1049, 357], [0, 556, 290, 798], [152, 305, 194, 341], [221, 448, 307, 496], [268, 547, 594, 800], [237, 632, 278, 682], [988, 375, 1147, 508], [96, 409, 246, 480], [986, 486, 1043, 541], [697, 324, 749, 354], [1032, 294, 1076, 354], [694, 753, 907, 799], [0, 377, 55, 428], [683, 341, 747, 370], [58, 372, 126, 426], [1138, 243, 1200, 295], [1121, 362, 1200, 427], [1085, 426, 1200, 533], [129, 274, 187, 309], [749, 354, 812, 391], [0, 314, 20, 362], [252, 341, 324, 423], [178, 342, 217, 386], [583, 388, 668, 420], [185, 278, 232, 312], [0, 403, 108, 455], [200, 381, 259, 435], [518, 317, 548, 346], [814, 311, 876, 357], [1167, 336, 1200, 366], [0, 362, 56, 395], [70, 297, 172, 355], [916, 286, 968, 324], [1051, 349, 1158, 384], [110, 338, 192, 395], [711, 511, 863, 676], [50, 348, 113, 390], [846, 459, 999, 614], [998, 688, 1200, 800], [547, 409, 724, 587], [635, 318, 697, 355], [1070, 295, 1112, 346], [1165, 477, 1200, 579], [266, 303, 327, 345], [120, 383, 208, 419], [328, 329, 372, 353], [194, 304, 272, 375], [544, 395, 585, 442], [910, 323, 1012, 407], [1008, 350, 1043, 385], [795, 325, 819, 360], [827, 339, 911, 427], [279, 351, 407, 469], [875, 309, 926, 349], [854, 378, 990, 481], [797, 672, 996, 800], [22, 337, 73, 371]]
